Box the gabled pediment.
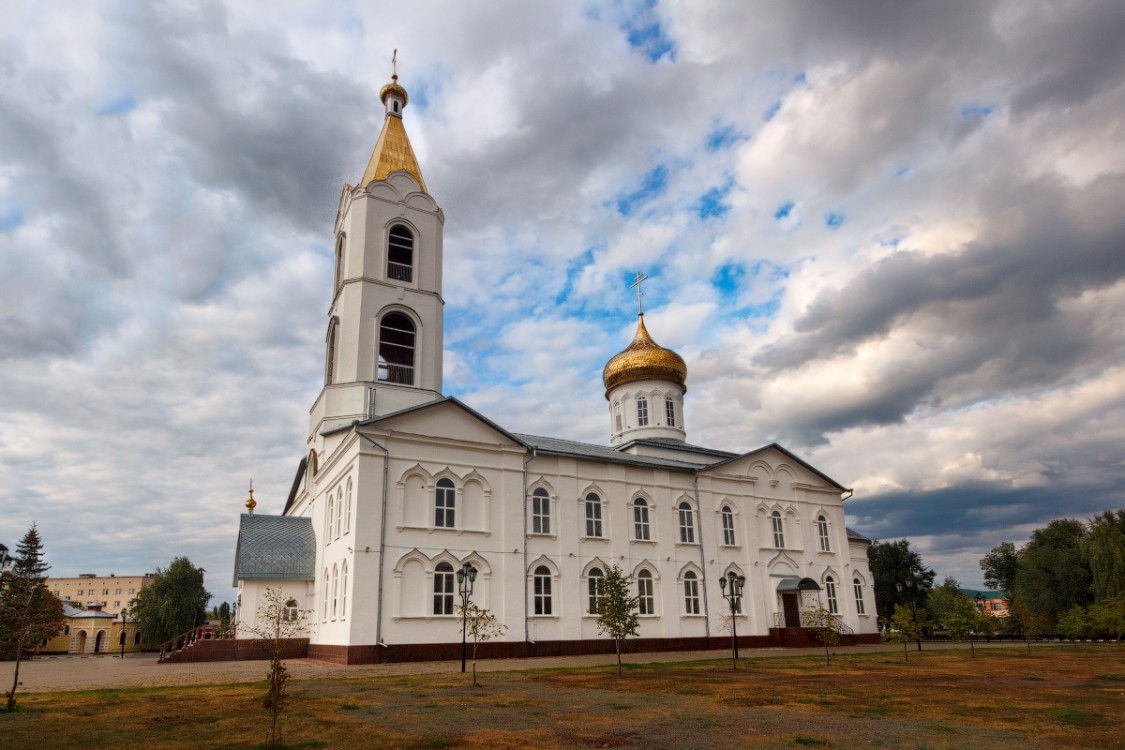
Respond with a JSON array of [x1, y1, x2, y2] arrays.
[[702, 443, 847, 492]]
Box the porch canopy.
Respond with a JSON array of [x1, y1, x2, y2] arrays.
[[776, 576, 821, 592]]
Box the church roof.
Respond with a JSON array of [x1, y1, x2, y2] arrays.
[[514, 433, 709, 471], [617, 437, 739, 460], [360, 79, 427, 191], [846, 527, 872, 543], [233, 514, 316, 586]]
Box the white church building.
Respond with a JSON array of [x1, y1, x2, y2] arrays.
[[232, 73, 880, 664]]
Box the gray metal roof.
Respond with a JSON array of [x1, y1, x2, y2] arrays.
[[617, 437, 739, 460], [514, 433, 708, 471], [846, 527, 872, 543], [233, 514, 316, 586]]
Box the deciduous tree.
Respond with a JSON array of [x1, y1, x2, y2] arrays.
[[456, 603, 506, 687], [942, 595, 995, 658], [882, 604, 924, 662], [803, 606, 847, 665], [980, 541, 1020, 596], [1057, 605, 1093, 646], [239, 588, 310, 749], [925, 577, 962, 630], [0, 525, 65, 712], [867, 539, 935, 621], [129, 557, 211, 647], [1085, 510, 1125, 601], [595, 565, 639, 676], [1014, 519, 1092, 626]]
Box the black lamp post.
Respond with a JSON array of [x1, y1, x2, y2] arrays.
[[718, 571, 747, 669], [895, 579, 922, 651], [456, 562, 477, 673], [119, 609, 128, 658]]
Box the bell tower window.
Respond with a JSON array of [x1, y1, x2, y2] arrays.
[[388, 225, 414, 282], [636, 397, 649, 427], [378, 312, 415, 385], [334, 234, 345, 294]]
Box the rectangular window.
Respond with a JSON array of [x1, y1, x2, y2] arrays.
[[533, 568, 553, 615], [435, 481, 456, 528], [585, 495, 603, 537], [665, 398, 675, 427], [532, 491, 551, 534], [637, 398, 649, 427]]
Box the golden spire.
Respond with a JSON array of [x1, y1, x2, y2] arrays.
[[602, 274, 687, 397], [245, 480, 257, 514], [360, 50, 427, 191]]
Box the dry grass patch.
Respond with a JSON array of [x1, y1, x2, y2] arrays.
[[0, 646, 1121, 749]]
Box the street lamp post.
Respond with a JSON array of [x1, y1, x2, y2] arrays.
[[973, 593, 987, 643], [456, 563, 477, 674], [718, 571, 747, 670], [895, 579, 923, 651], [119, 609, 128, 658]]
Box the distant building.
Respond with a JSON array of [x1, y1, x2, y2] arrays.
[[43, 601, 144, 655], [961, 588, 1009, 617], [48, 573, 154, 616]]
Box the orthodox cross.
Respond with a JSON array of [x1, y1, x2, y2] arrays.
[[392, 49, 398, 78], [630, 271, 650, 315]]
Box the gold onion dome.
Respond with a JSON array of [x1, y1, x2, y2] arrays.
[[603, 314, 687, 397], [379, 75, 409, 107]]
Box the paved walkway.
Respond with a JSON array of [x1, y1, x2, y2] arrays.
[[1, 640, 1048, 694]]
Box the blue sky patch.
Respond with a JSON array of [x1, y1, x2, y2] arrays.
[[712, 262, 744, 299], [0, 208, 25, 232], [706, 123, 746, 152], [95, 92, 137, 116], [960, 104, 994, 118], [763, 99, 782, 122], [825, 211, 845, 229], [615, 164, 668, 216], [698, 184, 731, 220], [793, 71, 807, 85], [619, 0, 675, 62], [774, 200, 795, 220]]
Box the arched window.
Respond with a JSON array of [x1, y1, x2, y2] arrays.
[[345, 480, 353, 534], [532, 488, 550, 534], [340, 562, 348, 619], [678, 501, 695, 544], [533, 565, 553, 615], [322, 568, 329, 621], [63, 625, 70, 636], [721, 505, 736, 546], [853, 577, 866, 615], [636, 396, 649, 427], [826, 576, 838, 615], [331, 565, 339, 619], [335, 488, 344, 539], [633, 498, 651, 541], [585, 493, 603, 538], [433, 562, 454, 615], [325, 497, 334, 545], [637, 570, 655, 615], [283, 598, 299, 622], [614, 402, 623, 433], [387, 225, 414, 282], [334, 234, 345, 293], [435, 478, 456, 528], [587, 567, 605, 613], [683, 571, 700, 614], [665, 397, 676, 427], [771, 510, 785, 548], [134, 630, 142, 646], [817, 515, 830, 552], [324, 317, 338, 385], [378, 312, 415, 385]]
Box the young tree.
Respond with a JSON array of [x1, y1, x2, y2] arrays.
[[1090, 594, 1125, 642], [456, 603, 507, 687], [943, 595, 995, 658], [595, 565, 639, 676], [239, 588, 310, 749], [883, 604, 924, 662], [980, 541, 1020, 596], [1057, 605, 1093, 647], [867, 539, 935, 622], [1086, 510, 1125, 601], [0, 525, 66, 712], [129, 556, 211, 647], [803, 606, 847, 665]]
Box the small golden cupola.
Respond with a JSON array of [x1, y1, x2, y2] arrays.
[[603, 273, 688, 447], [245, 480, 257, 515], [359, 52, 427, 191]]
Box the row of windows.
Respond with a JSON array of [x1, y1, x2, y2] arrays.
[[324, 480, 353, 545], [322, 561, 349, 622], [62, 587, 136, 596], [613, 396, 677, 432], [428, 565, 866, 619]]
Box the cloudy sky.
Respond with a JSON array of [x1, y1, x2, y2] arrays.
[[3, 1, 1123, 601]]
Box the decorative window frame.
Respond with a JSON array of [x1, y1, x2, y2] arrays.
[[578, 484, 609, 540], [528, 479, 556, 537], [631, 491, 656, 543], [675, 495, 698, 546], [677, 563, 704, 617], [582, 558, 609, 617], [633, 562, 660, 617], [527, 556, 560, 619], [718, 501, 739, 547]]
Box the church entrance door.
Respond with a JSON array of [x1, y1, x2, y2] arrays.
[[782, 591, 800, 627]]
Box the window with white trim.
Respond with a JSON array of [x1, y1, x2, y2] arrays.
[[771, 510, 785, 548], [387, 224, 414, 283], [341, 561, 348, 619], [826, 576, 838, 615], [331, 565, 339, 619], [533, 565, 553, 615], [532, 488, 551, 534], [377, 312, 415, 385], [637, 570, 655, 615], [325, 497, 334, 545], [614, 402, 623, 433], [817, 515, 830, 552], [721, 505, 736, 546], [433, 562, 454, 615], [585, 493, 603, 538], [322, 568, 329, 621], [636, 397, 649, 427], [435, 478, 456, 528], [683, 571, 700, 615], [345, 480, 353, 534], [633, 498, 651, 541], [677, 501, 695, 544], [335, 488, 344, 539], [665, 397, 675, 427], [587, 567, 605, 613], [853, 577, 866, 615]]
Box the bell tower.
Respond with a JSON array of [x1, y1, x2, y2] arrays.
[[309, 66, 445, 440]]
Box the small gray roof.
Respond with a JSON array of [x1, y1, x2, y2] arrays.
[[233, 514, 316, 586], [617, 437, 738, 460], [515, 433, 708, 471], [846, 527, 872, 543]]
